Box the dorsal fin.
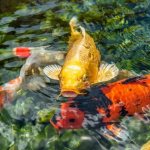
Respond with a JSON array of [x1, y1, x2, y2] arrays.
[[79, 26, 86, 39], [68, 17, 83, 51]]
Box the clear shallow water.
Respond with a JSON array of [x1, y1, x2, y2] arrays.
[[0, 0, 150, 149]]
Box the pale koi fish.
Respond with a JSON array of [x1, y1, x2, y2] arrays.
[[0, 50, 66, 105], [19, 49, 66, 91]]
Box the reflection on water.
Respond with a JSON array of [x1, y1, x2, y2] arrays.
[[0, 0, 150, 149]]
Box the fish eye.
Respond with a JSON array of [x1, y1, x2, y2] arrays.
[[69, 118, 76, 123], [69, 103, 76, 108], [82, 75, 88, 82]]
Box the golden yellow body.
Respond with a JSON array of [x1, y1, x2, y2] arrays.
[[59, 20, 100, 95], [43, 17, 119, 97]]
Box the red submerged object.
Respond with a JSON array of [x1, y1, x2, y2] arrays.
[[13, 47, 31, 58]]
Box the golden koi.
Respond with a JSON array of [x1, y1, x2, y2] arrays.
[[43, 17, 119, 97]]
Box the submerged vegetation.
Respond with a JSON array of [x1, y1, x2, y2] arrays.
[[0, 0, 150, 149]]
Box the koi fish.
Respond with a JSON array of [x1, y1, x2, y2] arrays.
[[50, 74, 150, 142], [43, 17, 119, 97], [0, 50, 66, 105], [0, 77, 22, 108], [12, 46, 66, 77]]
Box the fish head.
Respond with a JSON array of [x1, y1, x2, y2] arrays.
[[59, 66, 90, 97], [50, 102, 85, 130]]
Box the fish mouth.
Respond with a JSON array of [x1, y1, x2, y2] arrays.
[[61, 91, 78, 97]]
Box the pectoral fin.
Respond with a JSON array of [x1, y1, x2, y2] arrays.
[[97, 61, 119, 82], [43, 64, 62, 80], [22, 76, 46, 91], [117, 69, 139, 80], [134, 105, 150, 123], [101, 123, 129, 142]]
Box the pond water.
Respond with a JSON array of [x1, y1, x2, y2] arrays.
[[0, 0, 150, 149]]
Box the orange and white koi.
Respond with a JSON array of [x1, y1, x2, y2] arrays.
[[50, 74, 150, 142]]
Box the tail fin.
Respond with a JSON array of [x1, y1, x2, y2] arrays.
[[22, 76, 46, 91], [69, 17, 79, 35], [0, 77, 22, 107]]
